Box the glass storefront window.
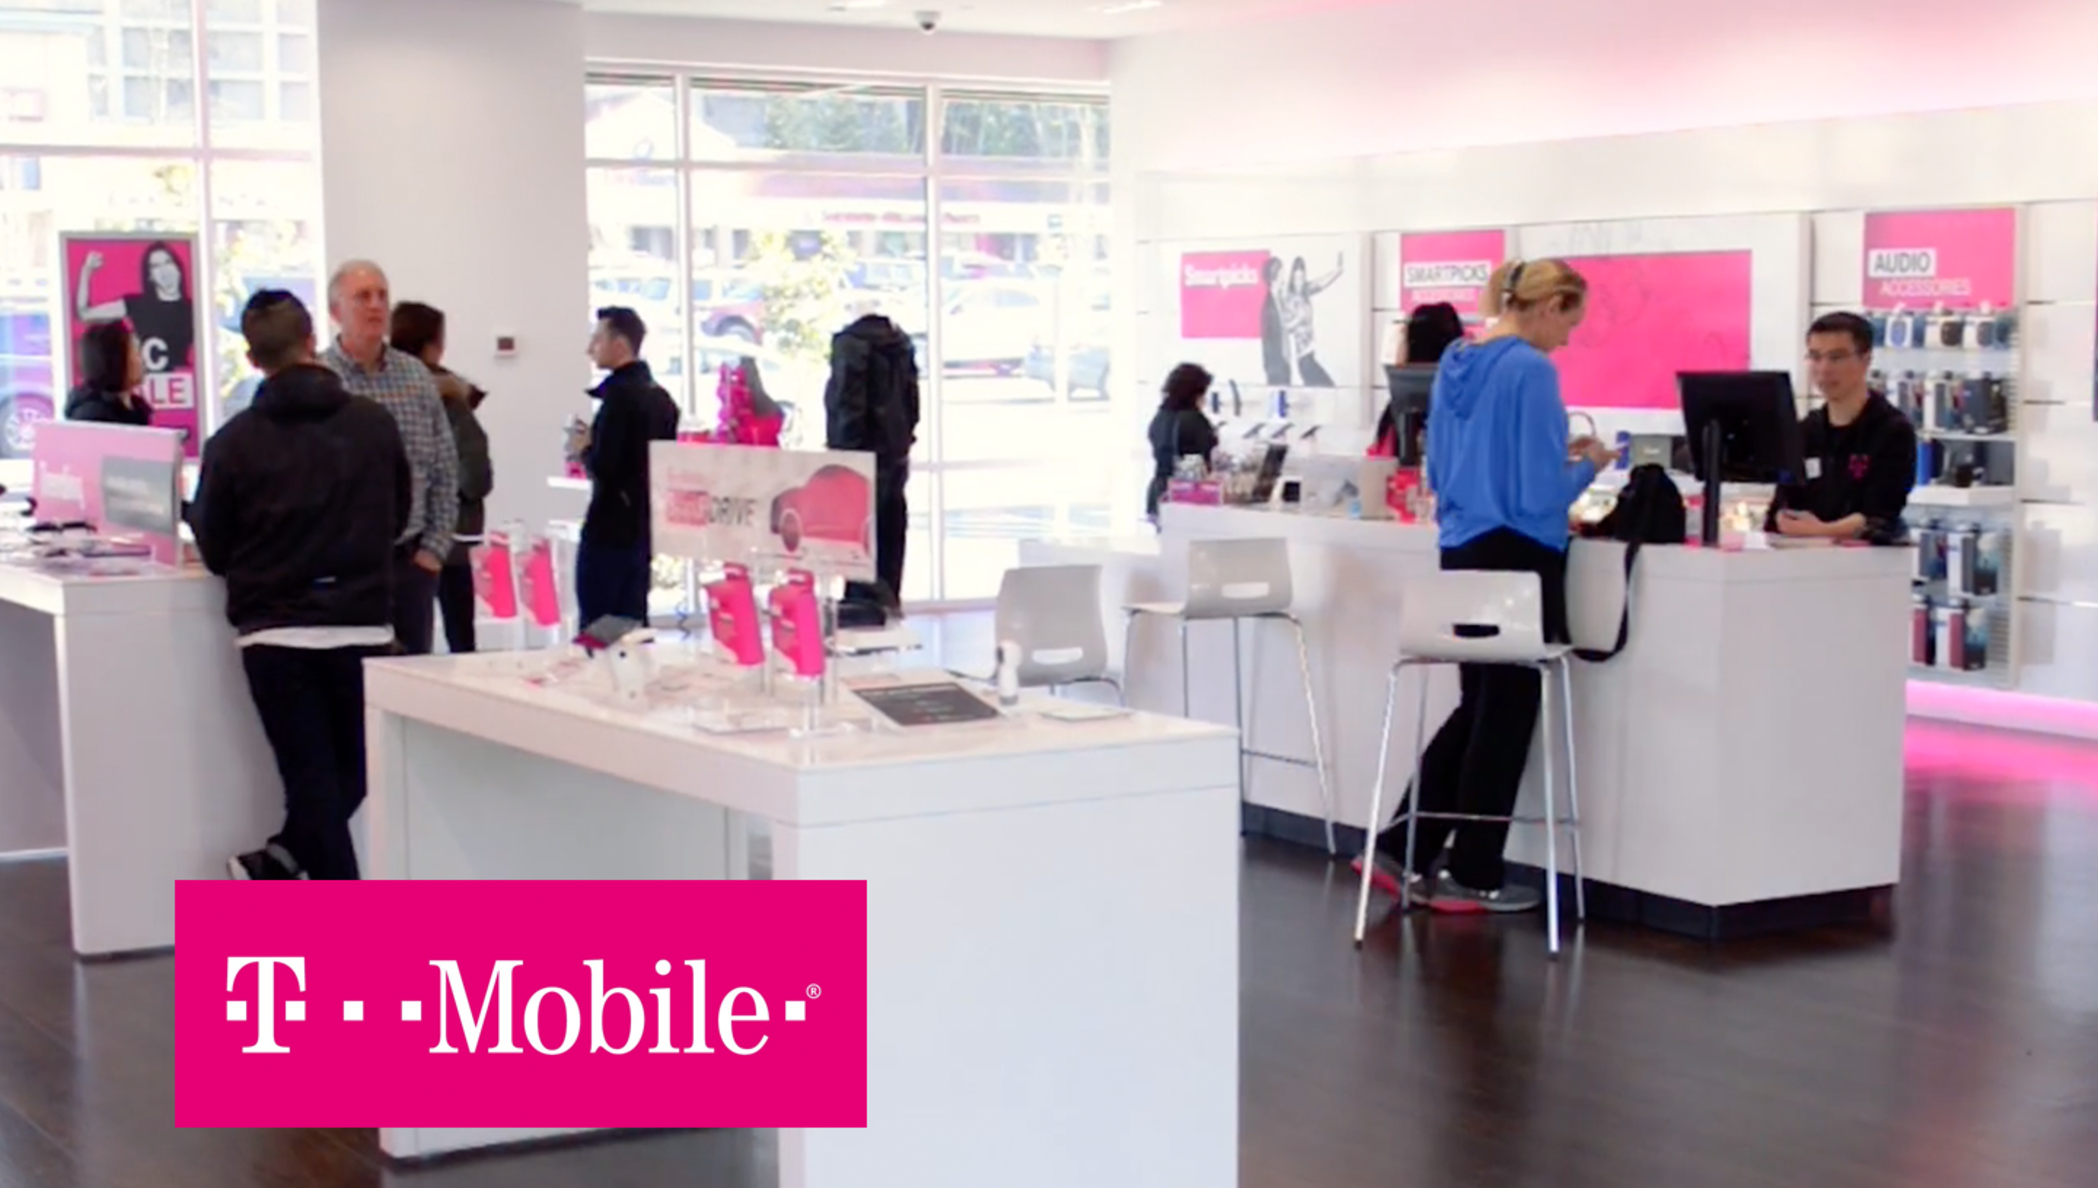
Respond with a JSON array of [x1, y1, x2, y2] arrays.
[[585, 72, 1112, 602]]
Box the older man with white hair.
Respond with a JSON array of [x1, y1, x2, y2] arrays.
[[319, 259, 458, 655]]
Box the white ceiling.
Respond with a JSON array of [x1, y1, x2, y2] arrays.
[[580, 0, 1373, 40]]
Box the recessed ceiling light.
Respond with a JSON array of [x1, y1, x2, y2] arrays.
[[1094, 0, 1163, 12]]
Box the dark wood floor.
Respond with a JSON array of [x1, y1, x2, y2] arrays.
[[0, 719, 2093, 1187]]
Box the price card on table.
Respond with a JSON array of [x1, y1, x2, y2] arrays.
[[850, 679, 1004, 728]]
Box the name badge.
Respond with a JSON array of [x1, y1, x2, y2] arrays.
[[1805, 458, 1822, 480]]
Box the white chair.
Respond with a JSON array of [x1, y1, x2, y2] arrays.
[[1124, 538, 1337, 854], [1350, 569, 1585, 956], [987, 564, 1123, 700]]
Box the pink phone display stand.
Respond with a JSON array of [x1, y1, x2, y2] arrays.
[[705, 564, 763, 667], [768, 570, 826, 678]]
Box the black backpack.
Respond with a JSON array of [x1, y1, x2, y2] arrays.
[[1576, 463, 1685, 662]]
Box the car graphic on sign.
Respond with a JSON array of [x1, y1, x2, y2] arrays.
[[770, 464, 872, 558]]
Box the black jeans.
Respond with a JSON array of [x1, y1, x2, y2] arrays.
[[391, 547, 439, 656], [1378, 527, 1570, 891], [847, 464, 909, 611], [437, 561, 476, 654], [876, 467, 907, 603], [240, 644, 382, 880], [575, 537, 651, 630]]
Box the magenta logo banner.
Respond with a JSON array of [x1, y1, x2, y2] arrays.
[[1861, 207, 2016, 310], [175, 880, 868, 1129], [1399, 230, 1507, 316], [1552, 251, 1754, 411], [1180, 250, 1272, 338]]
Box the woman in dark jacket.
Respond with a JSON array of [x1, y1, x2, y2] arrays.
[[392, 302, 493, 653], [1373, 302, 1467, 458], [64, 321, 152, 426], [1145, 362, 1220, 521]]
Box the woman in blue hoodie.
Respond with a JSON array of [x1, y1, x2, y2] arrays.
[[1373, 258, 1616, 914]]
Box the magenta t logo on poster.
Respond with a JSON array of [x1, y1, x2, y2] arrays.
[[1180, 249, 1272, 338], [174, 880, 868, 1129]]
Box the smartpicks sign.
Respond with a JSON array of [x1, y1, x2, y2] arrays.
[[175, 881, 868, 1129]]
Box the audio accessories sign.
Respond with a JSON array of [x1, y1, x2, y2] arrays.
[[1860, 207, 2016, 310], [175, 880, 868, 1129]]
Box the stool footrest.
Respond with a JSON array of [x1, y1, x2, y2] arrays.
[[1393, 811, 1578, 827], [1242, 748, 1319, 768]]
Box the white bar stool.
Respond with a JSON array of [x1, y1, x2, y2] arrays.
[[1124, 537, 1337, 854], [986, 564, 1124, 701], [1350, 569, 1585, 955]]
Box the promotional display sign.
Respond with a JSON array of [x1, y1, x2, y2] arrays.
[[1860, 208, 2016, 311], [1552, 251, 1754, 411], [60, 233, 203, 460], [1169, 235, 1366, 390], [174, 880, 868, 1129], [1398, 229, 1508, 318], [651, 442, 876, 582], [31, 420, 185, 565]]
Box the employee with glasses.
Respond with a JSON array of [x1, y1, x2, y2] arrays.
[[1768, 311, 1919, 543]]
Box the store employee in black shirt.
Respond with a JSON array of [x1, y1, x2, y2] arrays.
[[1770, 311, 1918, 542]]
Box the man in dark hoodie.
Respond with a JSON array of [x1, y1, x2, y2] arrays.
[[823, 304, 920, 617], [192, 290, 411, 881], [577, 305, 680, 630]]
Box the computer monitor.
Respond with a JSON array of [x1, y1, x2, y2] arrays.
[[1679, 371, 1808, 485], [1382, 364, 1436, 467], [1678, 370, 1809, 545]]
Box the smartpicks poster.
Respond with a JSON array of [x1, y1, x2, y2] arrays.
[[60, 233, 204, 459], [1398, 229, 1507, 318], [1859, 207, 2017, 312]]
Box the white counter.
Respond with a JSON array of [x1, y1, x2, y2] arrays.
[[0, 562, 280, 955], [1030, 503, 1912, 931], [362, 647, 1241, 1186]]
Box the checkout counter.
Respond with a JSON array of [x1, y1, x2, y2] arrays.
[[1027, 379, 1912, 939]]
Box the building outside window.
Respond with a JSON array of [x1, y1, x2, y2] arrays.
[[586, 73, 1118, 605], [0, 0, 320, 477]]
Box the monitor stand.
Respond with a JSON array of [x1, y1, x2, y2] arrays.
[[1701, 419, 1724, 548]]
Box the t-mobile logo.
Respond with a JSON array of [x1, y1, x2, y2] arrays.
[[226, 957, 307, 1054], [223, 957, 818, 1057]]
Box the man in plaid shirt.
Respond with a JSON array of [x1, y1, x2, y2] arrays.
[[320, 260, 458, 655]]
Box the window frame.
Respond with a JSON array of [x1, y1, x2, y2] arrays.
[[584, 66, 1111, 606], [0, 0, 321, 487]]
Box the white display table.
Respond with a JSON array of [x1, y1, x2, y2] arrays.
[[0, 562, 280, 956], [362, 648, 1241, 1186], [1031, 503, 1912, 937]]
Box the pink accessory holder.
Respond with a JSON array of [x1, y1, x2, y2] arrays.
[[471, 533, 518, 621], [705, 563, 764, 667], [767, 569, 826, 678]]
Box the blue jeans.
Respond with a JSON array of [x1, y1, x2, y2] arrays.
[[574, 538, 651, 632]]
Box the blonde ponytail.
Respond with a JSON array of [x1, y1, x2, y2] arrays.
[[1481, 258, 1588, 319]]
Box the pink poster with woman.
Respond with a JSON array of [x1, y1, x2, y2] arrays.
[[60, 233, 203, 459]]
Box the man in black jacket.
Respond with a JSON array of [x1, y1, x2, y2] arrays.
[[577, 305, 680, 630], [192, 290, 412, 881], [1770, 310, 1919, 543], [823, 307, 921, 616]]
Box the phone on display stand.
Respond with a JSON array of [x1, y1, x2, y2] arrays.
[[577, 615, 645, 653]]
